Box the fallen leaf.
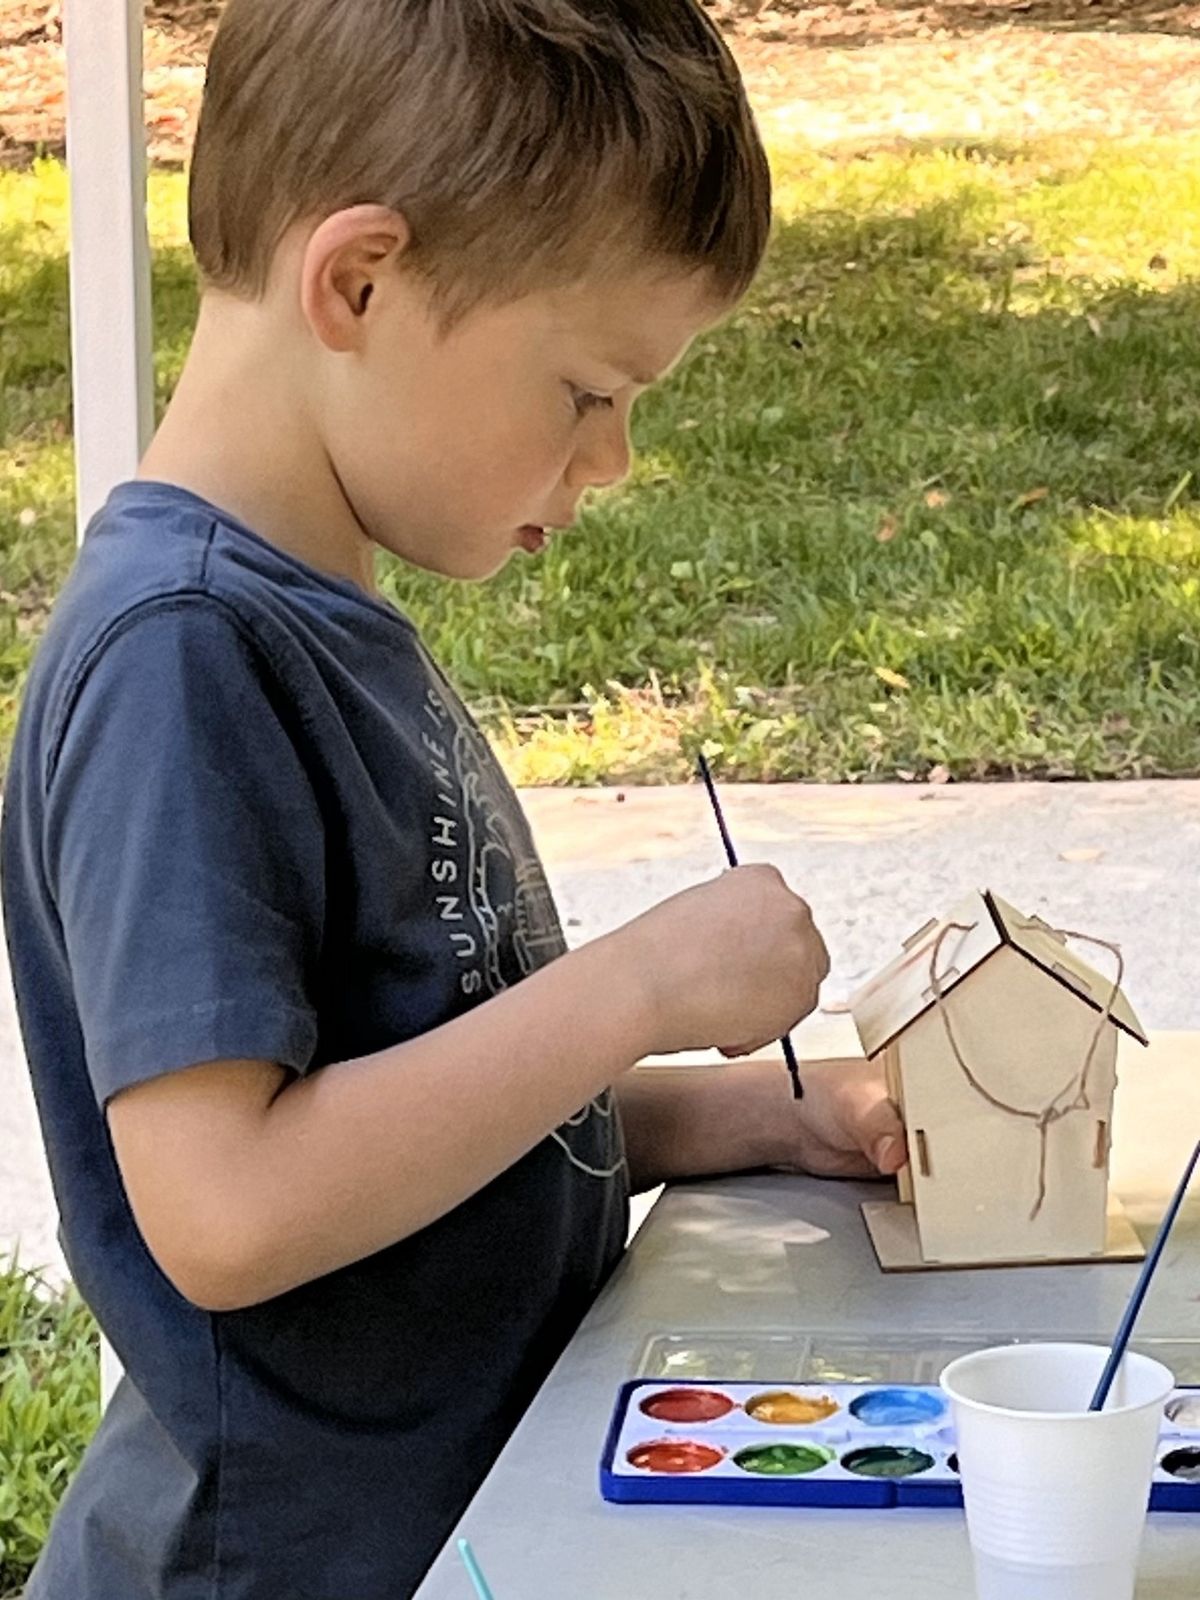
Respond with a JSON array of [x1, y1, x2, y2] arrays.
[[874, 666, 911, 690], [923, 489, 950, 509], [896, 768, 917, 781], [1086, 313, 1103, 338], [875, 513, 899, 543], [928, 764, 951, 785], [1059, 847, 1104, 864], [1013, 486, 1050, 509]]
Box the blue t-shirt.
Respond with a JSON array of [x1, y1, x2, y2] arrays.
[[1, 482, 628, 1600]]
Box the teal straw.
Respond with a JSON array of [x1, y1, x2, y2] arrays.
[[1089, 1137, 1200, 1411], [457, 1538, 496, 1600]]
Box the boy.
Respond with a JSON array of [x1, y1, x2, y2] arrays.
[[1, 3, 905, 1596]]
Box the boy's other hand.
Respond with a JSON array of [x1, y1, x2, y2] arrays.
[[619, 865, 830, 1058], [763, 1055, 908, 1179]]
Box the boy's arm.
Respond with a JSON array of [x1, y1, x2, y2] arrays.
[[108, 866, 828, 1313], [109, 929, 646, 1313], [615, 1056, 907, 1192]]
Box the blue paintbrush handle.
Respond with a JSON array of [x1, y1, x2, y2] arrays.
[[457, 1539, 496, 1600], [695, 753, 804, 1100], [1090, 1137, 1200, 1411]]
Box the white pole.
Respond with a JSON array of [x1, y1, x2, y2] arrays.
[[64, 0, 153, 1408], [65, 0, 154, 533]]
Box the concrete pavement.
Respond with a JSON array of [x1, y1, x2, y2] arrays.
[[3, 779, 1197, 1278]]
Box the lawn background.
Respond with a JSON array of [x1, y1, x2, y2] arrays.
[[3, 134, 1199, 789]]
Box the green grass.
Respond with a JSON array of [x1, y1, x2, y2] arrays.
[[3, 137, 1200, 782], [0, 1259, 99, 1597]]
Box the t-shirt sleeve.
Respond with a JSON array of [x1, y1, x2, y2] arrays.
[[42, 598, 326, 1107]]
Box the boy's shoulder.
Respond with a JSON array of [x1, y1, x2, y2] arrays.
[[55, 480, 362, 644], [16, 480, 421, 785], [49, 476, 423, 653]]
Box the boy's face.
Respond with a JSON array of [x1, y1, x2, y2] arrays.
[[310, 242, 727, 580]]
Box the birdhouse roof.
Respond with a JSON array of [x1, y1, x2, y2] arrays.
[[849, 888, 1148, 1059]]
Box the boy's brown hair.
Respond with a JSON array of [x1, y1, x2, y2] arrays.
[[189, 0, 771, 318]]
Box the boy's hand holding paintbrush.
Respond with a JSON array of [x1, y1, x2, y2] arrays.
[[615, 872, 906, 1189], [620, 863, 829, 1059]]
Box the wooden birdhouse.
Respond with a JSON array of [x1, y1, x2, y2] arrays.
[[849, 889, 1148, 1271]]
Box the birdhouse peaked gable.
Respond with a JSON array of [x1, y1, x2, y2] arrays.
[[850, 888, 1147, 1060]]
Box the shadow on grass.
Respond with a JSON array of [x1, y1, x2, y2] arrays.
[[0, 239, 198, 423]]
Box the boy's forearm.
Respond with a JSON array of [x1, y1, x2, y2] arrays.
[[160, 932, 650, 1309], [615, 1058, 788, 1192]]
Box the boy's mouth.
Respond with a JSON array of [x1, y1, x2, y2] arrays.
[[516, 524, 548, 554]]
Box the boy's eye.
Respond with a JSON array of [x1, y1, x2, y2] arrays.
[[567, 384, 615, 419]]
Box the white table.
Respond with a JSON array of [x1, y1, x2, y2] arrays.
[[414, 1033, 1200, 1598]]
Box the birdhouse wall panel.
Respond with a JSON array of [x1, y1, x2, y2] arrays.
[[896, 949, 1118, 1264]]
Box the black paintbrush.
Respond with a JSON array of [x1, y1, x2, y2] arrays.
[[695, 751, 804, 1100]]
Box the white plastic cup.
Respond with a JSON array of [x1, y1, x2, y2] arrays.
[[940, 1342, 1174, 1600]]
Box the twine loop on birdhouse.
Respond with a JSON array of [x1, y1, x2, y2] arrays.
[[927, 918, 1123, 1221]]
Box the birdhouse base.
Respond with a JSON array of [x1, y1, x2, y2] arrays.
[[861, 1195, 1146, 1273]]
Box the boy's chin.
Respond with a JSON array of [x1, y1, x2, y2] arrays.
[[436, 530, 544, 582], [382, 532, 517, 583]]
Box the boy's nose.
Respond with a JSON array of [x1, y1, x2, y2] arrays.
[[566, 417, 632, 492]]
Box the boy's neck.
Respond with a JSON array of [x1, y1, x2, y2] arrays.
[[139, 292, 378, 593]]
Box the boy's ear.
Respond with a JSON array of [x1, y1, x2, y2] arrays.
[[300, 205, 412, 353]]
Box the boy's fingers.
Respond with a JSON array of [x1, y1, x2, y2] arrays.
[[718, 1038, 767, 1059], [871, 1134, 907, 1175], [857, 1096, 907, 1173]]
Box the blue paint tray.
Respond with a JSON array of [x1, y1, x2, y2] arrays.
[[600, 1378, 1200, 1510]]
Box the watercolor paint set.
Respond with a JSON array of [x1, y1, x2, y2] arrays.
[[600, 1378, 1200, 1510]]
